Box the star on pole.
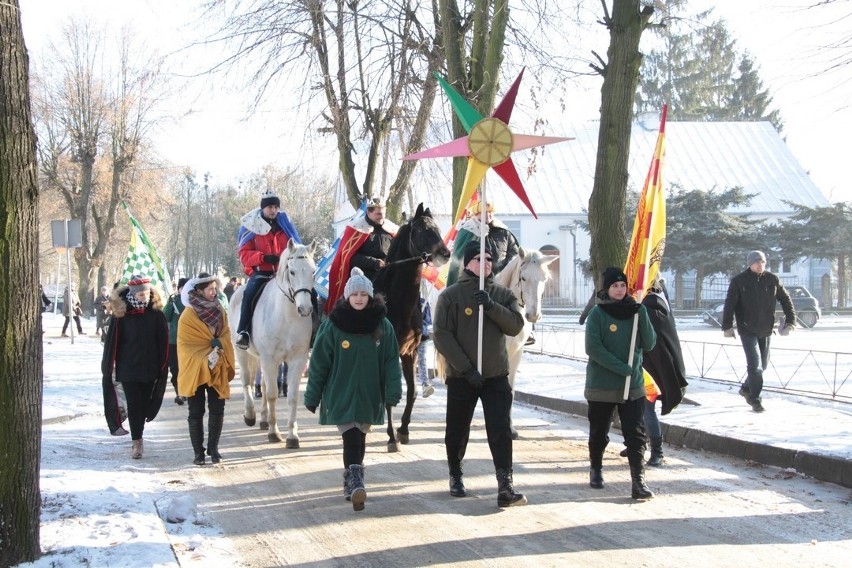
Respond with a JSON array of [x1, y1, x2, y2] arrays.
[[403, 68, 572, 223]]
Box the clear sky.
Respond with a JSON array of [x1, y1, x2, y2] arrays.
[[19, 0, 852, 203]]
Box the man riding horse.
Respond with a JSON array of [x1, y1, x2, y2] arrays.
[[325, 197, 400, 313], [235, 189, 302, 350]]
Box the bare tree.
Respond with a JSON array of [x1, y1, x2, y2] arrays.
[[0, 0, 43, 562], [32, 20, 167, 308], [586, 0, 655, 283]]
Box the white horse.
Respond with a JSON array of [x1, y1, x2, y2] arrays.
[[494, 247, 558, 439], [229, 240, 317, 447]]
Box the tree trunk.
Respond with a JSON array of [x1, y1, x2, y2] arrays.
[[587, 1, 653, 285], [0, 1, 44, 562], [838, 254, 846, 307], [693, 266, 705, 308]]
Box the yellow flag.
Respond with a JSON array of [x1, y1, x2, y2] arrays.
[[625, 106, 667, 299]]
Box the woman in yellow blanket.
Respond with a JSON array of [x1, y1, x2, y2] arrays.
[[178, 273, 236, 465]]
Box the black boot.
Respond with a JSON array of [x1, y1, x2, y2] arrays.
[[646, 437, 664, 467], [449, 468, 466, 497], [254, 384, 262, 399], [343, 469, 353, 501], [630, 464, 654, 500], [207, 414, 224, 464], [589, 467, 605, 489], [496, 468, 527, 507], [349, 464, 366, 511], [188, 417, 206, 466]]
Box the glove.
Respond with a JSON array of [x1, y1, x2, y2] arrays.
[[779, 322, 795, 336], [305, 405, 317, 414], [723, 328, 736, 339], [473, 289, 495, 311], [210, 337, 222, 349], [263, 254, 280, 264], [464, 367, 484, 389]]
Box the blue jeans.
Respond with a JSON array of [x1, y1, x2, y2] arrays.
[[417, 340, 430, 385], [740, 331, 770, 400], [644, 398, 661, 439], [237, 272, 273, 335]]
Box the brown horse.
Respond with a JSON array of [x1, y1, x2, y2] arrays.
[[372, 203, 450, 451]]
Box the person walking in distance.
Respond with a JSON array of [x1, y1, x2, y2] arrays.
[[61, 284, 85, 337], [584, 267, 656, 500], [722, 250, 796, 413], [178, 273, 236, 465], [304, 267, 402, 512], [432, 240, 527, 507], [163, 278, 189, 406], [95, 286, 111, 336]]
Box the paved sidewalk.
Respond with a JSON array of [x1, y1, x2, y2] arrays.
[[510, 352, 852, 489]]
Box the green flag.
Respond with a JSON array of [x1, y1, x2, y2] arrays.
[[120, 203, 173, 296]]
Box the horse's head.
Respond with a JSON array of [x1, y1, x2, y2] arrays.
[[277, 240, 317, 317], [405, 203, 450, 268], [512, 247, 558, 323]]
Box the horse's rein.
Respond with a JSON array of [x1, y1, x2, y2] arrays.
[[274, 255, 313, 303], [384, 252, 432, 267]]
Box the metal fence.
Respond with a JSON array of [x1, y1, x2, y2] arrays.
[[525, 323, 852, 403]]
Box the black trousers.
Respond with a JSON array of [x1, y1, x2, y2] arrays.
[[62, 315, 82, 334], [587, 397, 647, 468], [121, 381, 157, 441], [445, 374, 513, 474], [168, 346, 180, 395], [187, 384, 225, 420]]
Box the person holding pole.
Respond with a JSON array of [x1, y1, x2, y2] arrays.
[[432, 239, 526, 507], [584, 267, 656, 500]]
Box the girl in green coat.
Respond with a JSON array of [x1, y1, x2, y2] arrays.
[[584, 267, 656, 500], [304, 267, 402, 511]]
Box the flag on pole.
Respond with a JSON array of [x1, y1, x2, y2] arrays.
[[624, 105, 667, 300], [314, 200, 368, 300], [120, 203, 173, 296]]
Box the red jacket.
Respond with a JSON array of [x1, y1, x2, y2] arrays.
[[239, 227, 291, 276]]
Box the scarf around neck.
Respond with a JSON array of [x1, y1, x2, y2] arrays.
[[596, 291, 641, 320], [329, 301, 387, 336], [189, 290, 223, 336]]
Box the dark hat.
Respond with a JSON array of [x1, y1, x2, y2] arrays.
[[260, 189, 280, 209], [177, 277, 190, 290], [127, 275, 152, 295], [463, 240, 495, 267], [746, 250, 766, 265], [602, 267, 627, 290]]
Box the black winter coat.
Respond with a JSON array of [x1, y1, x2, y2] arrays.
[[641, 291, 688, 415], [722, 269, 795, 337], [351, 219, 394, 281], [101, 289, 169, 384]]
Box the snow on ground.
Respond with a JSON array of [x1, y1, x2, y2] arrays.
[[16, 311, 852, 566]]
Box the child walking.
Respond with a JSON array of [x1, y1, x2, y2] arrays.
[[304, 267, 402, 511], [417, 294, 435, 398]]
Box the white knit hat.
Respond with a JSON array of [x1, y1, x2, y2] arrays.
[[344, 267, 373, 298]]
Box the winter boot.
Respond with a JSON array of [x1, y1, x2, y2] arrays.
[[646, 437, 664, 467], [189, 417, 206, 466], [343, 469, 353, 501], [589, 467, 605, 489], [630, 464, 654, 500], [348, 464, 367, 511], [449, 465, 466, 497], [131, 439, 144, 459], [207, 414, 224, 464], [254, 384, 262, 399], [496, 468, 527, 507]]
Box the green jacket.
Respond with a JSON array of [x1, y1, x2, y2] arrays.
[[584, 300, 656, 403], [433, 270, 524, 379], [162, 294, 185, 345], [304, 317, 402, 426]]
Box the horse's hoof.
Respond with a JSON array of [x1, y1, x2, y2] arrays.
[[396, 430, 409, 445], [260, 421, 269, 431], [387, 441, 399, 453], [285, 438, 300, 449], [244, 416, 256, 427], [268, 432, 284, 443]]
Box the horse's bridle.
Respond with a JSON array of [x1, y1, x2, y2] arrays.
[[515, 271, 526, 308], [274, 254, 313, 304]]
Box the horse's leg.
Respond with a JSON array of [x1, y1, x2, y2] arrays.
[[506, 328, 527, 441], [397, 352, 416, 444], [240, 351, 257, 427], [284, 350, 308, 449], [386, 404, 398, 452], [260, 356, 283, 442]]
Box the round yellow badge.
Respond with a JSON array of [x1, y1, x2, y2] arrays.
[[464, 307, 474, 316], [609, 324, 617, 333], [341, 340, 350, 349]]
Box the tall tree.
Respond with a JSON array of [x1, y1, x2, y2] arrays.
[[586, 0, 655, 284], [0, 0, 43, 562]]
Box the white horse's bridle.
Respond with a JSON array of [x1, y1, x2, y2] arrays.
[[274, 254, 314, 304]]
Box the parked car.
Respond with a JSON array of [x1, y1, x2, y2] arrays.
[[701, 285, 821, 329]]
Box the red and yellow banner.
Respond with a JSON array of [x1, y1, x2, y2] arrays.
[[625, 105, 667, 300]]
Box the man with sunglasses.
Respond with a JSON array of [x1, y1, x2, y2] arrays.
[[433, 239, 527, 508]]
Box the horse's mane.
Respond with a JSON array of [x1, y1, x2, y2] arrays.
[[385, 219, 413, 260]]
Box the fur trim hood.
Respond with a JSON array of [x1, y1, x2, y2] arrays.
[[350, 215, 400, 235], [110, 285, 165, 318]]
